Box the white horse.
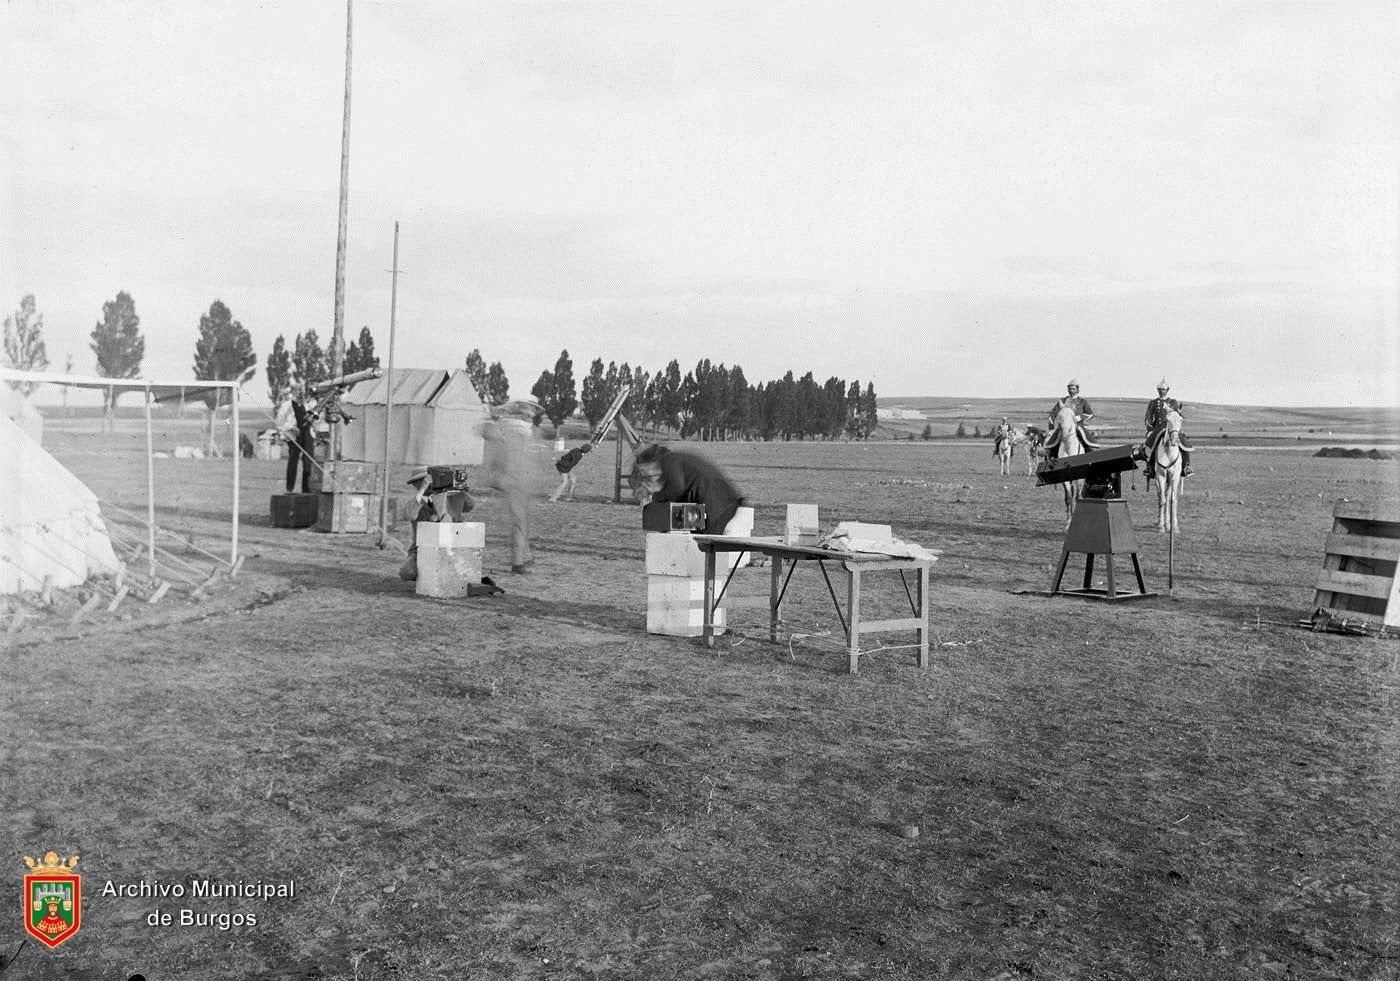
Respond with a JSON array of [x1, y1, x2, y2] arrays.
[[1042, 404, 1097, 527], [994, 430, 1014, 476], [1150, 408, 1187, 532]]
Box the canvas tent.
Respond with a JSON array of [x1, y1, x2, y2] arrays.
[[0, 368, 242, 579], [0, 382, 43, 442], [340, 368, 487, 465], [0, 412, 122, 594]]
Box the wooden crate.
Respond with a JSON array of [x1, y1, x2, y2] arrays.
[[322, 461, 383, 494], [1313, 502, 1400, 627], [316, 492, 381, 534], [646, 575, 726, 637], [416, 546, 483, 598]]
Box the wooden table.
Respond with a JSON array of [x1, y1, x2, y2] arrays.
[[690, 535, 934, 674]]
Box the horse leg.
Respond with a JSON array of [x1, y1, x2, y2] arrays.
[[1156, 476, 1167, 532]]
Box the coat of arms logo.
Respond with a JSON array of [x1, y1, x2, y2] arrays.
[[23, 851, 81, 948]]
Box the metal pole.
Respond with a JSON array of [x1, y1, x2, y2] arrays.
[[379, 221, 400, 547], [614, 426, 623, 503], [144, 384, 156, 578], [329, 0, 352, 462], [231, 383, 240, 566], [1168, 522, 1175, 593]]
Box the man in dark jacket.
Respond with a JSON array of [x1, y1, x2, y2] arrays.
[[284, 386, 318, 493], [1142, 378, 1194, 478], [549, 443, 591, 502], [632, 443, 746, 536]]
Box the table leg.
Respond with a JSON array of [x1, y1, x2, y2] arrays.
[[917, 564, 929, 669], [702, 549, 717, 648], [1050, 549, 1071, 593], [846, 566, 862, 674], [769, 555, 782, 643]]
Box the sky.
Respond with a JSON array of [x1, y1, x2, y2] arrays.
[[2, 1, 1397, 409]]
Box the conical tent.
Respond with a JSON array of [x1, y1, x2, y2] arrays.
[[0, 413, 121, 595], [340, 368, 487, 465], [0, 383, 43, 442]]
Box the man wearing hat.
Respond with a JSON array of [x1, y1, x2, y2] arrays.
[[991, 416, 1014, 458], [281, 383, 319, 493], [1047, 379, 1094, 431], [398, 466, 474, 581], [1143, 378, 1193, 478]]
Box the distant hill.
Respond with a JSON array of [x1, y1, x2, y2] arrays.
[[877, 397, 1400, 443]]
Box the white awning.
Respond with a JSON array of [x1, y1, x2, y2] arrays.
[[0, 368, 239, 403]]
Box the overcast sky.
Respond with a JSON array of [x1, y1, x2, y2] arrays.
[[2, 1, 1396, 408]]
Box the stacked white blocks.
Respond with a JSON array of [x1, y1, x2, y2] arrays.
[[415, 522, 485, 598], [646, 532, 725, 637]]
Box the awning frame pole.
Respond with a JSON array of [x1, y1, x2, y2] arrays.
[[144, 384, 156, 578], [232, 384, 240, 566]]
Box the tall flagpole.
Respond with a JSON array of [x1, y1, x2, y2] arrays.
[[330, 0, 352, 461], [378, 222, 400, 548]]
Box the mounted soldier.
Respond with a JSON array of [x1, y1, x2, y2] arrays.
[[1141, 378, 1194, 479], [992, 416, 1015, 475], [1047, 379, 1095, 450], [991, 417, 1013, 457]]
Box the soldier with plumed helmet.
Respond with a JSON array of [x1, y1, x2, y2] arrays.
[[1048, 379, 1094, 430], [1143, 378, 1193, 477]]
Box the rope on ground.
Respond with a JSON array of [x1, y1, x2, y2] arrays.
[[102, 501, 233, 568]]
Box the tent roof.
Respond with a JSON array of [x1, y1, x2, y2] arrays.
[[1, 368, 238, 403], [0, 381, 41, 419], [344, 368, 482, 408]]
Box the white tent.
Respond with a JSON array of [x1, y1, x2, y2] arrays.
[[0, 368, 242, 579], [0, 382, 43, 442], [0, 412, 122, 594], [341, 368, 488, 465]]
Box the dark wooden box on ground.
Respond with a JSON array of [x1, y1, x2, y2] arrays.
[[271, 493, 321, 529]]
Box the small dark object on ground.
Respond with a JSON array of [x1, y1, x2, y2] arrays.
[[468, 577, 504, 597], [1310, 607, 1400, 639], [1314, 446, 1395, 460]]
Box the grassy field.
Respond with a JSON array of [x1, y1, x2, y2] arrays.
[[3, 418, 1400, 980], [878, 397, 1400, 443]]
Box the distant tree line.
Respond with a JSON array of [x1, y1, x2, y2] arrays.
[[523, 350, 879, 441], [6, 292, 880, 446]]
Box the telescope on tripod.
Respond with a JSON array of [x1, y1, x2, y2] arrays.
[[1037, 445, 1156, 600]]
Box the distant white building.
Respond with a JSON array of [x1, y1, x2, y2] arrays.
[[877, 407, 927, 421]]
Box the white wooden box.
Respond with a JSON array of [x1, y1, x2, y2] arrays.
[[785, 504, 820, 545], [417, 521, 486, 549], [646, 575, 726, 637], [645, 532, 708, 577], [415, 546, 483, 598]]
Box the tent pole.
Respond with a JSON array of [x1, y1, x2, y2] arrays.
[[144, 384, 156, 578], [379, 220, 400, 547], [232, 383, 240, 566]]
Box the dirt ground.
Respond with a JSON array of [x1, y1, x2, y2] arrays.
[[4, 421, 1400, 980]]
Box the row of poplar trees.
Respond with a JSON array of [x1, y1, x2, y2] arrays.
[[526, 350, 880, 441], [3, 291, 149, 410], [6, 293, 881, 445]]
